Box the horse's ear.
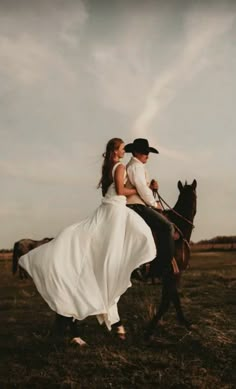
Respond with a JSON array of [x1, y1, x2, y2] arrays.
[[178, 180, 183, 192], [192, 179, 197, 190]]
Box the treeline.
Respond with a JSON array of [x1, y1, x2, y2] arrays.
[[191, 236, 236, 252], [1, 236, 236, 251], [196, 236, 236, 244]]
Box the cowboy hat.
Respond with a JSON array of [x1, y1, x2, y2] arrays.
[[124, 138, 159, 154]]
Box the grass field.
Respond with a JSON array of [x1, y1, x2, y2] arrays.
[[0, 251, 235, 388]]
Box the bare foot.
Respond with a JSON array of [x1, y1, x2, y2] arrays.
[[71, 337, 87, 346], [116, 325, 126, 340]]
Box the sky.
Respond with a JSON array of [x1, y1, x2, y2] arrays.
[[0, 0, 236, 248]]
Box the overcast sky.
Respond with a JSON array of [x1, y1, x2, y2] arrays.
[[1, 0, 236, 248]]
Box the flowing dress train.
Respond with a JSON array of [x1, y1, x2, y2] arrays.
[[19, 163, 156, 329]]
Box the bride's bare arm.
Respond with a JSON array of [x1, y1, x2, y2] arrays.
[[114, 164, 137, 196]]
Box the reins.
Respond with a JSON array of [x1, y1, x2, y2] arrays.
[[155, 191, 195, 229], [152, 187, 195, 268]]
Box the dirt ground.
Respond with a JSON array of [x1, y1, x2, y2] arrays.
[[0, 251, 235, 388]]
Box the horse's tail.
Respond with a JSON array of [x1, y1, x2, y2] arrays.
[[12, 242, 19, 274]]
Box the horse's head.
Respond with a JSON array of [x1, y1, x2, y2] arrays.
[[173, 179, 197, 271], [177, 179, 197, 221]]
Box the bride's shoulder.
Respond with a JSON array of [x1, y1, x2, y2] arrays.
[[117, 162, 125, 168], [114, 161, 125, 169], [115, 162, 125, 172], [112, 162, 124, 177]]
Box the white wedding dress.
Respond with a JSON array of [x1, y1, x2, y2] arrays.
[[19, 163, 156, 329]]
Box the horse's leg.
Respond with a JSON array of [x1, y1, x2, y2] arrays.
[[19, 266, 24, 280], [145, 276, 171, 338], [160, 271, 191, 329], [170, 278, 192, 329], [51, 313, 70, 338], [19, 265, 28, 279], [145, 272, 191, 338], [69, 318, 80, 337], [23, 269, 28, 279], [69, 319, 87, 346]]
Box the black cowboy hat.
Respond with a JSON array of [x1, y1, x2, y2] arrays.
[[125, 138, 159, 154]]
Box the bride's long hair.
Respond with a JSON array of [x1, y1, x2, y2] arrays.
[[98, 138, 124, 196]]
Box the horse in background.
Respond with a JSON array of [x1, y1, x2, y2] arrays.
[[12, 237, 53, 279], [145, 179, 197, 337]]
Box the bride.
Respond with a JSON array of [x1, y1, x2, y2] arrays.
[[19, 138, 156, 345]]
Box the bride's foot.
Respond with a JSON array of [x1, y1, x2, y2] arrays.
[[71, 337, 87, 346], [116, 325, 126, 340]]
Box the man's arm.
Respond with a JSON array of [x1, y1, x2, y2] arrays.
[[128, 164, 158, 207], [150, 179, 163, 210]]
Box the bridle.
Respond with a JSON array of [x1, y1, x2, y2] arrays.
[[152, 187, 196, 269], [153, 190, 195, 229]]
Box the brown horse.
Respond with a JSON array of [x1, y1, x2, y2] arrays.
[[144, 179, 197, 338], [12, 237, 53, 279], [164, 179, 197, 270]]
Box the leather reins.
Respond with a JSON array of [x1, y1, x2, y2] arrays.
[[154, 190, 195, 229]]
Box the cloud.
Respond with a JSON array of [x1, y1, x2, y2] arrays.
[[0, 0, 88, 86], [0, 138, 100, 186], [0, 35, 68, 85], [156, 144, 190, 161], [132, 5, 235, 141], [0, 1, 235, 247], [90, 8, 162, 115], [0, 158, 78, 185], [89, 3, 235, 163]]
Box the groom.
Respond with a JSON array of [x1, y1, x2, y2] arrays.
[[125, 138, 175, 277]]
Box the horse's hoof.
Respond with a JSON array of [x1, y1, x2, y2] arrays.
[[71, 337, 87, 346], [187, 323, 198, 332], [131, 269, 147, 282], [179, 320, 193, 330], [143, 329, 154, 342], [144, 333, 156, 344]]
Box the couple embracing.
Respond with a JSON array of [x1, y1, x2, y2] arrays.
[[19, 138, 175, 345]]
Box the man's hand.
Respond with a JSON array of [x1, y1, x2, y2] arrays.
[[156, 201, 163, 211], [151, 201, 164, 212], [150, 179, 159, 191]]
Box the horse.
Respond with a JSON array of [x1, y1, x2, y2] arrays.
[[12, 237, 53, 279], [14, 181, 197, 344], [162, 179, 197, 271], [143, 179, 197, 338], [68, 179, 197, 340]]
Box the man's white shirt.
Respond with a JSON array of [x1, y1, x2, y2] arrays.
[[126, 157, 157, 207]]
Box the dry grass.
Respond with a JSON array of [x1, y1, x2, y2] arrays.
[[0, 252, 235, 388]]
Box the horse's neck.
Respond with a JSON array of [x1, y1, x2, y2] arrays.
[[172, 199, 194, 242], [174, 200, 193, 221]]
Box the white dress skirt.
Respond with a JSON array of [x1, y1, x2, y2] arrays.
[[19, 163, 156, 330]]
